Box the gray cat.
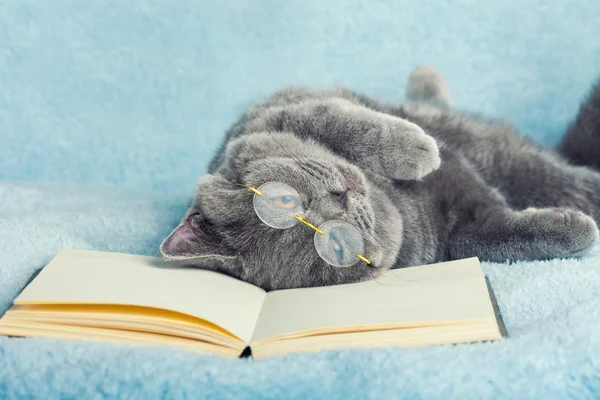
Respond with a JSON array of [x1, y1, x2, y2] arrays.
[[160, 66, 600, 290]]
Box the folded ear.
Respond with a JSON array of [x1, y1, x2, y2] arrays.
[[160, 211, 241, 273]]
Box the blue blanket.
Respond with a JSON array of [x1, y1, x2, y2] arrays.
[[1, 0, 600, 398]]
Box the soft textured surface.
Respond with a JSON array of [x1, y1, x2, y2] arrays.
[[2, 181, 600, 399], [2, 0, 600, 193], [1, 0, 600, 398]]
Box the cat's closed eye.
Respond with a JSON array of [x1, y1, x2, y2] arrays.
[[329, 231, 346, 263], [330, 238, 345, 263]]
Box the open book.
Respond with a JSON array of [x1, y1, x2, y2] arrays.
[[0, 249, 503, 359]]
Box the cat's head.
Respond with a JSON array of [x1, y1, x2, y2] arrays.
[[160, 132, 403, 290]]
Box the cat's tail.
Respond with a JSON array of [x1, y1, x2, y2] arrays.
[[558, 81, 600, 170], [406, 66, 452, 108]]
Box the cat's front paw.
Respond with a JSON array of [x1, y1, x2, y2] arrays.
[[511, 208, 599, 257], [379, 119, 441, 180]]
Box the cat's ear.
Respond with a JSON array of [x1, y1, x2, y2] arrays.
[[160, 211, 241, 272]]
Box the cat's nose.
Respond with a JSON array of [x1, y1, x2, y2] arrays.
[[331, 190, 348, 207]]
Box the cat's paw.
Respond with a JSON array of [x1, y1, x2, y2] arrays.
[[379, 119, 441, 181], [407, 65, 452, 108], [511, 208, 599, 257]]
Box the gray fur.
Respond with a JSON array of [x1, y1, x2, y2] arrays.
[[407, 65, 452, 108], [558, 82, 600, 170], [161, 68, 600, 290]]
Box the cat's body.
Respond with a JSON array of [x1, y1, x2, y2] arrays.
[[161, 67, 600, 290]]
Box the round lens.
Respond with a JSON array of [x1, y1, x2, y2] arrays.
[[314, 220, 364, 267], [253, 182, 304, 229]]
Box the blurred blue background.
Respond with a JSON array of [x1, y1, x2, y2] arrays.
[[1, 0, 599, 193], [2, 2, 600, 398]]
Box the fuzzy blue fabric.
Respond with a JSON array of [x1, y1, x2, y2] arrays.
[[1, 0, 600, 398]]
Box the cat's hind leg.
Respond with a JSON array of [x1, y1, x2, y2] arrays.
[[406, 66, 452, 109], [449, 206, 599, 262], [438, 152, 600, 262]]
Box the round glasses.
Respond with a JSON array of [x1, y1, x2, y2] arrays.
[[249, 181, 370, 267]]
